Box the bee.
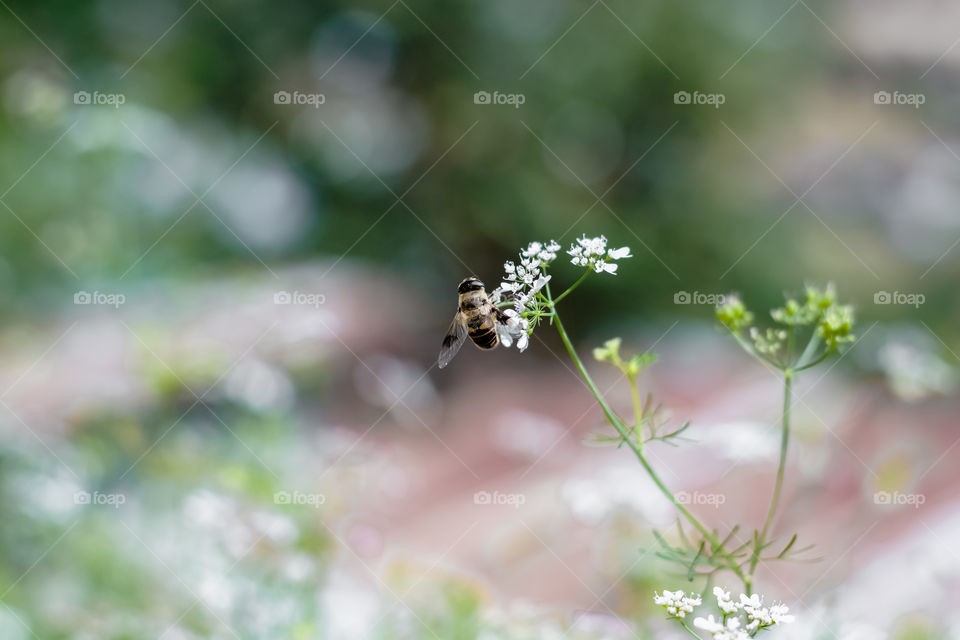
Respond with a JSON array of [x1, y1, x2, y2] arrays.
[[438, 276, 511, 368]]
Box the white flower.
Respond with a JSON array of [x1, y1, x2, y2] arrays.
[[694, 615, 724, 633], [713, 587, 740, 614], [607, 246, 632, 260], [653, 589, 701, 619], [770, 603, 795, 625], [739, 593, 763, 610], [734, 592, 795, 631], [685, 588, 794, 638], [567, 235, 631, 275], [491, 240, 561, 351], [695, 616, 750, 640], [498, 309, 531, 352]]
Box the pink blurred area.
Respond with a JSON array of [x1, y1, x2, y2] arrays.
[[5, 263, 957, 633]]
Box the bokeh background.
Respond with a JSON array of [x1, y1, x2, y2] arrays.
[[0, 0, 958, 638]]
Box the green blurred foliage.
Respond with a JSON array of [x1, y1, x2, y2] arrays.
[[3, 0, 933, 332]]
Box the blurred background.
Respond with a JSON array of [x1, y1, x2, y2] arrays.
[[0, 0, 958, 637]]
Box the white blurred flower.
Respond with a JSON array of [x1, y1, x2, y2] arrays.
[[714, 586, 740, 614], [770, 604, 795, 625], [694, 615, 749, 640], [567, 234, 630, 274], [653, 589, 701, 619], [669, 587, 793, 638]]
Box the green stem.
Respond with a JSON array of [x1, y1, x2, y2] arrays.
[[680, 621, 705, 640], [730, 330, 782, 371], [786, 325, 795, 367], [551, 269, 590, 305], [747, 370, 793, 590], [796, 329, 822, 368], [628, 374, 644, 451], [551, 303, 747, 586], [794, 351, 829, 372]]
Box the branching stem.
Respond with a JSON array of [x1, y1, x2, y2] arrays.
[[548, 283, 747, 587]]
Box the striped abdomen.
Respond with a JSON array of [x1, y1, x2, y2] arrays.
[[467, 314, 499, 349]]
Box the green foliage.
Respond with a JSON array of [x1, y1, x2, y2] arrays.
[[717, 284, 857, 371]]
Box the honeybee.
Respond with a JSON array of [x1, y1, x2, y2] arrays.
[[438, 276, 511, 368]]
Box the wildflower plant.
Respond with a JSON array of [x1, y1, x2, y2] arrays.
[[482, 235, 856, 635], [653, 586, 794, 639]]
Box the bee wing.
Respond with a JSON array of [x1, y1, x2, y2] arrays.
[[438, 311, 468, 369]]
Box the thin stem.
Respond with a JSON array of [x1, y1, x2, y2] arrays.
[[730, 330, 783, 371], [786, 325, 795, 367], [550, 297, 747, 586], [680, 621, 705, 640], [551, 269, 590, 305], [628, 373, 643, 451], [794, 350, 829, 372], [796, 328, 822, 368], [747, 370, 793, 590]]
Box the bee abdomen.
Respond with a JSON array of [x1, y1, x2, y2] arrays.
[[469, 326, 499, 349]]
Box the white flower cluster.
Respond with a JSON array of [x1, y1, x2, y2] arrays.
[[692, 588, 795, 639], [499, 240, 558, 306], [491, 236, 633, 353], [494, 241, 559, 352], [653, 590, 701, 619], [693, 615, 749, 640], [567, 234, 631, 274]]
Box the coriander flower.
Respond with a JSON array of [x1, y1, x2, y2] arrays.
[[567, 234, 631, 274], [653, 589, 701, 619], [498, 308, 530, 351], [491, 240, 559, 351], [819, 304, 855, 350], [713, 587, 740, 615], [495, 240, 558, 312], [694, 615, 749, 640], [665, 587, 794, 639], [716, 295, 754, 332], [750, 327, 787, 356], [738, 593, 794, 631], [770, 604, 795, 625]]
